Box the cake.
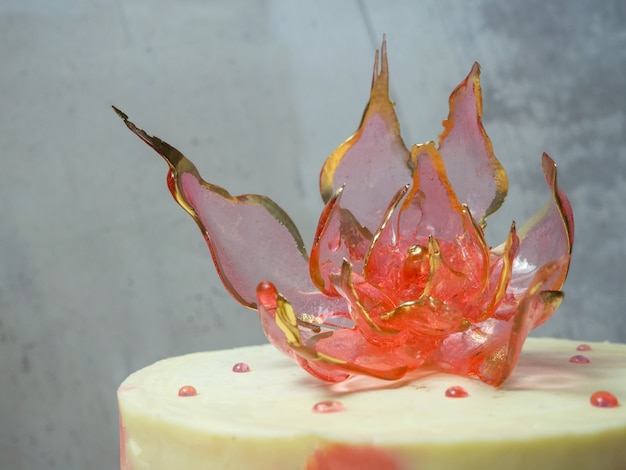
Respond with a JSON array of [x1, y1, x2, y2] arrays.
[[118, 338, 626, 469], [115, 38, 619, 470]]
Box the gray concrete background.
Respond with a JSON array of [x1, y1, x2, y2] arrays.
[[1, 1, 624, 468]]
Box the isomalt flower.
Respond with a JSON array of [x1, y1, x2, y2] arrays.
[[114, 38, 574, 387]]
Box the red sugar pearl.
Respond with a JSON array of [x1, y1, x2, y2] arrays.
[[312, 400, 345, 413], [576, 343, 592, 351], [569, 354, 590, 364], [590, 391, 619, 408], [445, 386, 469, 398], [232, 362, 251, 373], [178, 385, 197, 397]]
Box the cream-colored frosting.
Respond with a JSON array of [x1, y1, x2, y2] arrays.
[[118, 338, 626, 469]]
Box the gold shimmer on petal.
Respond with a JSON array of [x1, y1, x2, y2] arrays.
[[495, 222, 519, 300], [275, 295, 302, 348], [542, 153, 574, 249], [309, 187, 344, 292], [113, 107, 309, 309], [420, 236, 441, 299], [339, 260, 385, 334], [116, 40, 575, 388], [406, 142, 466, 215], [539, 290, 565, 319], [112, 108, 306, 258], [363, 185, 409, 274], [461, 205, 491, 296], [438, 63, 508, 226], [315, 352, 349, 365], [541, 153, 574, 286], [517, 154, 573, 293], [477, 221, 519, 322], [319, 36, 410, 203]]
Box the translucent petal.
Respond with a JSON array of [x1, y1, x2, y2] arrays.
[[305, 328, 418, 381], [420, 235, 485, 310], [461, 221, 520, 323], [256, 281, 412, 382], [331, 260, 400, 346], [404, 143, 466, 240], [114, 107, 321, 310], [476, 263, 566, 385], [433, 259, 566, 386], [319, 37, 412, 233], [365, 143, 490, 305], [511, 256, 569, 330], [438, 63, 508, 226], [381, 296, 464, 338], [256, 281, 350, 382], [362, 186, 413, 296], [310, 187, 373, 294], [256, 281, 300, 362], [510, 153, 574, 294]]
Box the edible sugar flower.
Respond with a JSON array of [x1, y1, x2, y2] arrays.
[[115, 39, 573, 387]]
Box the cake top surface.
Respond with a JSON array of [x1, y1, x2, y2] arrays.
[[118, 337, 625, 445]]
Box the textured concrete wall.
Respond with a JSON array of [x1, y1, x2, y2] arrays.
[[1, 1, 624, 468]]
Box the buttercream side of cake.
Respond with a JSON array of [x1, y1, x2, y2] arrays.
[[118, 338, 626, 470]]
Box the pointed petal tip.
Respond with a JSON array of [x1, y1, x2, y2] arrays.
[[469, 63, 482, 90], [370, 35, 390, 98], [380, 34, 388, 71], [541, 152, 557, 174], [540, 151, 574, 250], [541, 153, 559, 193], [437, 59, 508, 223], [112, 105, 128, 121], [111, 106, 191, 173]]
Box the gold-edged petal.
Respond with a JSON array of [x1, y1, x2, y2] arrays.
[[438, 63, 508, 226], [512, 153, 574, 293], [310, 187, 373, 294], [319, 37, 412, 233], [115, 107, 318, 310]]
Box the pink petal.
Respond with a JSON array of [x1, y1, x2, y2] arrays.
[[510, 153, 574, 294], [462, 222, 520, 323], [438, 63, 508, 226], [481, 261, 566, 384], [362, 186, 413, 296], [305, 328, 418, 381], [382, 296, 464, 338], [256, 281, 412, 382], [365, 143, 490, 306], [319, 37, 412, 233], [114, 108, 323, 311], [181, 174, 313, 308], [332, 260, 400, 346], [310, 187, 373, 295], [434, 258, 566, 386], [256, 281, 300, 362], [256, 281, 351, 383], [333, 261, 458, 361], [402, 143, 466, 242]]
